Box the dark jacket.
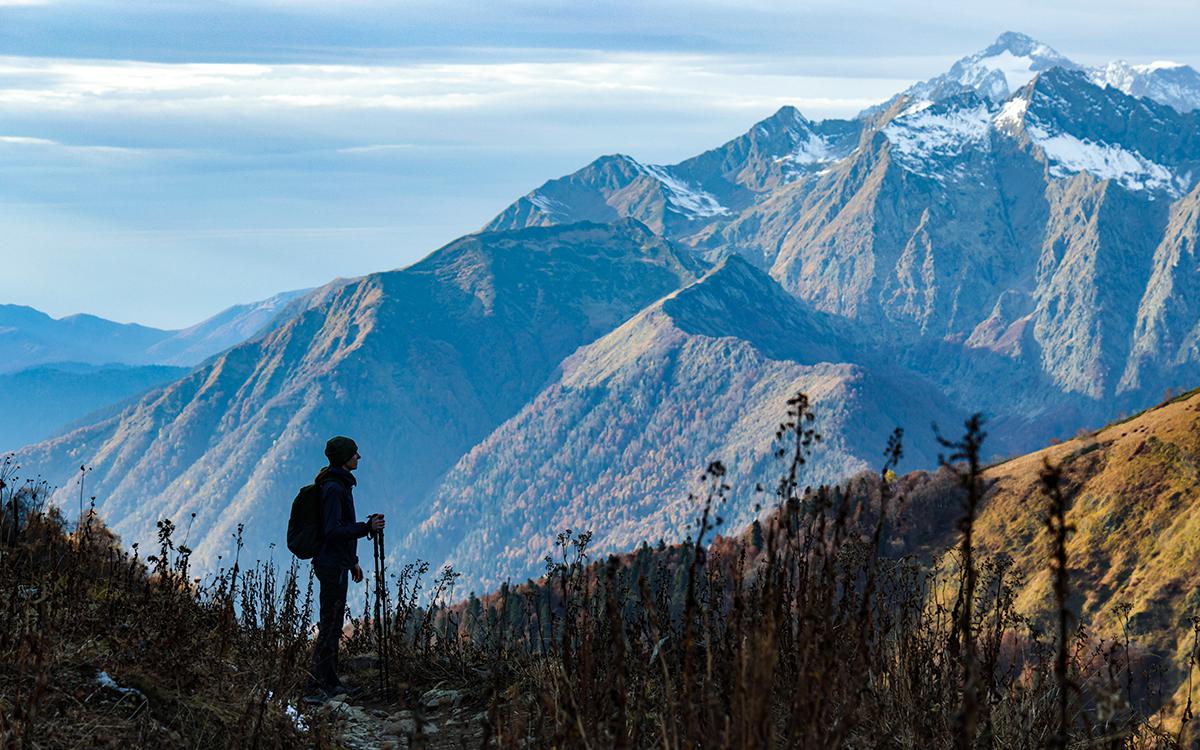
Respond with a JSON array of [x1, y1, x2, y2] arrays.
[[312, 466, 369, 571]]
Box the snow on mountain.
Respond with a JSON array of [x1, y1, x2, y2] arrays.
[[879, 66, 1198, 197], [992, 96, 1029, 130], [748, 106, 858, 181], [879, 32, 1200, 118], [1030, 129, 1181, 194], [760, 107, 848, 175], [882, 98, 993, 177], [879, 31, 1081, 112], [1016, 69, 1199, 197], [513, 155, 729, 222], [1092, 60, 1200, 113], [495, 153, 731, 235], [640, 163, 731, 218], [776, 131, 834, 166], [486, 106, 861, 239]]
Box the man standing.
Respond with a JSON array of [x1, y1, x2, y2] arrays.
[[304, 435, 385, 703]]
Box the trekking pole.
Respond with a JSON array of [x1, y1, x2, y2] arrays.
[[371, 520, 391, 700], [371, 526, 382, 696], [379, 529, 392, 699]]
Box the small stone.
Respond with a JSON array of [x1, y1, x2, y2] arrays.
[[384, 717, 417, 736], [420, 688, 463, 709]]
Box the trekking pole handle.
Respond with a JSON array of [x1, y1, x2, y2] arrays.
[[366, 513, 384, 539]]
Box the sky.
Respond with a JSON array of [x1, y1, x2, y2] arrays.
[[3, 1, 1199, 328]]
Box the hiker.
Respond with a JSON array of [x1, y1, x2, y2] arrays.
[[304, 435, 385, 703]]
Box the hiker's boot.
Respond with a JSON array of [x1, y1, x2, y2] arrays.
[[301, 688, 330, 706], [328, 681, 364, 700]]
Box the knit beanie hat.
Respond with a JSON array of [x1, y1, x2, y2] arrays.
[[325, 436, 359, 467]]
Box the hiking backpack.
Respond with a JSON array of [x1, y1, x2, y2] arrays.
[[286, 483, 325, 559]]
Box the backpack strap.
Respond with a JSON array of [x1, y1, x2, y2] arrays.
[[314, 467, 352, 489]]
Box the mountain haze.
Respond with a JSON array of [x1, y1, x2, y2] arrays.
[[0, 290, 311, 374], [0, 363, 188, 452], [0, 290, 314, 451], [0, 305, 173, 374]]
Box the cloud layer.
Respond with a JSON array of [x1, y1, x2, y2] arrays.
[[2, 1, 1199, 327]]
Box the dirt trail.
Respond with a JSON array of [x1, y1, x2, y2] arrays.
[[318, 684, 488, 749]]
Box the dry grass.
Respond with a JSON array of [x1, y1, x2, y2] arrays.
[[4, 388, 1200, 748], [0, 457, 337, 748]]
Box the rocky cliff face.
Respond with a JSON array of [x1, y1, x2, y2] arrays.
[[484, 107, 860, 246], [487, 39, 1200, 412]]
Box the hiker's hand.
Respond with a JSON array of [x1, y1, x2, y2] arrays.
[[351, 564, 363, 583], [368, 514, 385, 532]]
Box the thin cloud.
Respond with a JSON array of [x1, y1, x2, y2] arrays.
[[336, 143, 418, 154], [0, 133, 187, 157], [103, 225, 411, 240], [0, 54, 902, 118], [0, 134, 57, 145]]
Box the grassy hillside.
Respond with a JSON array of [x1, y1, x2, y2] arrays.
[[971, 386, 1200, 712], [0, 500, 328, 747]]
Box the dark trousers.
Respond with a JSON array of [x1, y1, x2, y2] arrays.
[[308, 564, 348, 691]]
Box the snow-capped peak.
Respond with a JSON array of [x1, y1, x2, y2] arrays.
[[865, 32, 1200, 118], [1089, 59, 1200, 113], [898, 32, 1080, 107], [1138, 60, 1186, 73], [882, 97, 993, 179], [991, 72, 1195, 196]]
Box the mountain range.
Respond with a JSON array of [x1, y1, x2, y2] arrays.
[[0, 289, 310, 374], [0, 289, 311, 451], [15, 32, 1200, 589]]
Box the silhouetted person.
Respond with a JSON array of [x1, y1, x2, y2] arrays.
[[304, 435, 385, 703]]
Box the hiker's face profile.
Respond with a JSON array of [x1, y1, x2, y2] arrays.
[[344, 451, 360, 471]]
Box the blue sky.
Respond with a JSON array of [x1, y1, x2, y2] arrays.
[[3, 1, 1199, 327]]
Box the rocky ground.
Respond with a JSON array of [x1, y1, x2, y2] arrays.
[[308, 657, 490, 749], [324, 688, 487, 750]]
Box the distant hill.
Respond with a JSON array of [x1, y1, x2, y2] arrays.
[[0, 289, 311, 450], [0, 362, 188, 452], [0, 288, 311, 374], [0, 305, 173, 373], [144, 289, 312, 366]]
